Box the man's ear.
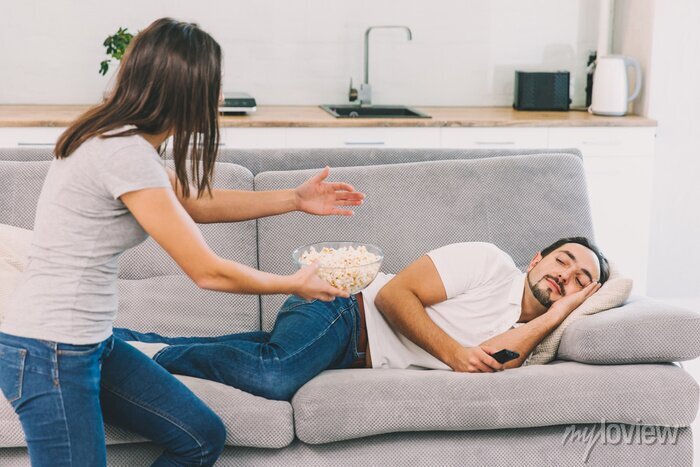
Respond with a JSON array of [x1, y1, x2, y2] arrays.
[[526, 252, 543, 272]]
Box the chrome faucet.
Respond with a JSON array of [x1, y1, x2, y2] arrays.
[[349, 25, 413, 106]]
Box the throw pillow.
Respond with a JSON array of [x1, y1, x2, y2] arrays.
[[0, 224, 33, 325], [524, 262, 633, 365]]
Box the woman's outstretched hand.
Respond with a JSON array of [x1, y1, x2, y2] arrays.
[[294, 166, 365, 216]]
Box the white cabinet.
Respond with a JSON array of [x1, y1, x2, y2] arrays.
[[285, 127, 441, 148], [220, 128, 286, 148], [548, 127, 655, 157], [441, 127, 549, 149], [0, 127, 288, 149], [0, 127, 66, 147]]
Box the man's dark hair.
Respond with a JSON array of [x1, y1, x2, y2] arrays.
[[540, 236, 610, 285]]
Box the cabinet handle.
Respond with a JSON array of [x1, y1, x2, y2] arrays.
[[343, 141, 385, 146], [581, 140, 620, 146], [474, 141, 515, 145]]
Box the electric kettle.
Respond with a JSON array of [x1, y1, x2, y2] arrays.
[[590, 55, 642, 116]]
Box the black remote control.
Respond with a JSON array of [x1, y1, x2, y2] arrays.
[[491, 349, 520, 364]]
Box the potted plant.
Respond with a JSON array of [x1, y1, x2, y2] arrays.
[[99, 27, 134, 75]]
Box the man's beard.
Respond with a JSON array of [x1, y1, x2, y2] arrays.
[[527, 270, 554, 308]]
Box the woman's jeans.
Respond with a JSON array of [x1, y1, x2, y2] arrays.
[[114, 295, 365, 401], [0, 332, 226, 467]]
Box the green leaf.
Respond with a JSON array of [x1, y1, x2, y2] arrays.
[[99, 60, 109, 75]]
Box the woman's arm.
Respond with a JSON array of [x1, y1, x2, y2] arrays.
[[120, 186, 349, 301], [167, 167, 365, 223]]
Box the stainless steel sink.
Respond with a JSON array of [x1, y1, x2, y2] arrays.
[[320, 104, 431, 119]]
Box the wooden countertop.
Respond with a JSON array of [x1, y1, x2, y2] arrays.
[[0, 105, 656, 128]]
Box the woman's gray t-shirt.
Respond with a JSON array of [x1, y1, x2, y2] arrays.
[[0, 128, 171, 344]]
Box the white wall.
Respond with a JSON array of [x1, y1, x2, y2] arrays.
[[2, 0, 599, 106], [614, 0, 700, 299]]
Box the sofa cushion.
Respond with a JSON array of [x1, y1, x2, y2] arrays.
[[0, 160, 260, 336], [0, 224, 32, 325], [557, 297, 700, 364], [526, 263, 633, 365], [256, 153, 594, 330], [0, 375, 294, 449], [292, 361, 698, 444]]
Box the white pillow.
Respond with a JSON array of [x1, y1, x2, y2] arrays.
[[524, 262, 633, 365], [0, 224, 33, 325]]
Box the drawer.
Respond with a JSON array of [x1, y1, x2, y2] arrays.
[[220, 128, 286, 148], [285, 127, 441, 148], [0, 128, 67, 147], [548, 127, 656, 157], [441, 127, 549, 149]]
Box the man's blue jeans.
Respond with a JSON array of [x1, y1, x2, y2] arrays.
[[0, 332, 226, 467], [114, 295, 365, 401]]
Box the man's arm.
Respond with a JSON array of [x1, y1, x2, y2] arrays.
[[374, 255, 504, 372], [479, 281, 601, 369]]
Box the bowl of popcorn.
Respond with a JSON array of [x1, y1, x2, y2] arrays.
[[292, 242, 384, 295]]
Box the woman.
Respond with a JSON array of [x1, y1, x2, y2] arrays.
[[0, 18, 363, 467]]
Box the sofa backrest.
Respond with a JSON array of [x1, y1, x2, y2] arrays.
[[0, 148, 592, 336], [0, 160, 260, 336], [0, 147, 55, 162], [255, 153, 594, 330], [213, 148, 582, 175], [0, 147, 582, 175]]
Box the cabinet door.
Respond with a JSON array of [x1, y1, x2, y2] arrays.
[[548, 127, 655, 157], [441, 127, 549, 149], [220, 128, 286, 148], [285, 127, 441, 148], [582, 155, 653, 295], [0, 128, 66, 147]]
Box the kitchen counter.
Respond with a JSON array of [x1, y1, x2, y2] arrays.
[[0, 105, 656, 128]]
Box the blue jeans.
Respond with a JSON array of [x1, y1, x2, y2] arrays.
[[0, 332, 226, 467], [114, 295, 364, 401]]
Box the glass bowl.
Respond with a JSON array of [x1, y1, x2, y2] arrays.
[[292, 241, 384, 295]]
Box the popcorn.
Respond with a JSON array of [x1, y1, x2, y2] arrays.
[[297, 245, 382, 294]]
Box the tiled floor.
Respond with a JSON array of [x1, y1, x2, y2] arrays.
[[657, 297, 700, 467]]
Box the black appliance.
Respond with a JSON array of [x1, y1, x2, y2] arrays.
[[513, 71, 571, 111]]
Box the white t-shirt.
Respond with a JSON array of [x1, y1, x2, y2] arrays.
[[362, 242, 525, 370]]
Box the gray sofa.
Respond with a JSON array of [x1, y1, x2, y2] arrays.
[[0, 147, 699, 466]]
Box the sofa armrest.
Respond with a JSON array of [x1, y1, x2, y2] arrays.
[[557, 297, 700, 364]]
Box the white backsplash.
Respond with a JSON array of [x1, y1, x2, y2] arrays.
[[1, 0, 600, 106]]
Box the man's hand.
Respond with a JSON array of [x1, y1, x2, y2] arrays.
[[294, 166, 365, 216], [448, 344, 504, 373], [548, 281, 602, 320]]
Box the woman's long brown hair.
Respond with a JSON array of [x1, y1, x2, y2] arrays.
[[55, 18, 222, 198]]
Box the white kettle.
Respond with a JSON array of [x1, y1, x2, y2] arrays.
[[590, 55, 642, 116]]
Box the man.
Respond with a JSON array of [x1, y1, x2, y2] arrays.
[[115, 236, 609, 401]]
